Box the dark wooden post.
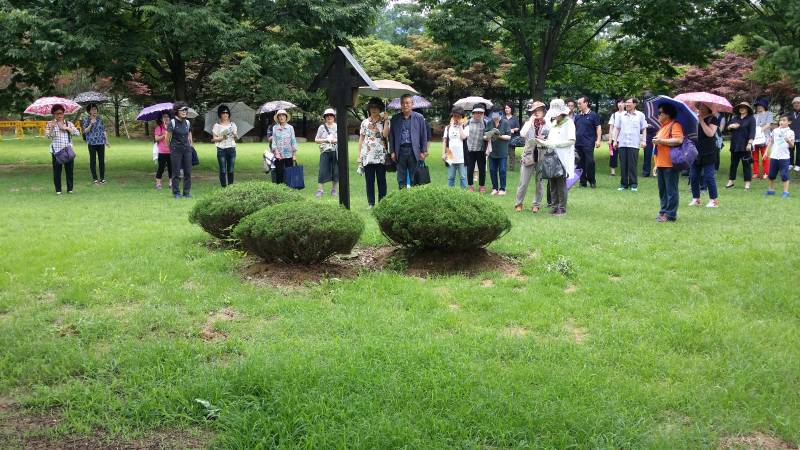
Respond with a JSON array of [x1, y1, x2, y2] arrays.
[[310, 46, 377, 209]]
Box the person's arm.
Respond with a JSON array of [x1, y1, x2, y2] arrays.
[[746, 117, 756, 148], [420, 117, 429, 156], [212, 124, 223, 143], [442, 125, 449, 160], [699, 117, 718, 137], [786, 130, 796, 146], [290, 127, 297, 159], [654, 124, 684, 147], [595, 124, 602, 148], [498, 121, 511, 141], [188, 131, 193, 146], [357, 128, 366, 164], [67, 121, 80, 136], [314, 126, 327, 144], [639, 114, 647, 148], [381, 117, 390, 139], [520, 119, 532, 138], [459, 125, 469, 140]]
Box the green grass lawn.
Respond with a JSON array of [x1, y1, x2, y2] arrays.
[[1, 136, 799, 449]]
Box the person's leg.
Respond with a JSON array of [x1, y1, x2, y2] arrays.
[[630, 148, 639, 188], [364, 164, 376, 206], [584, 146, 596, 185], [155, 154, 166, 186], [477, 152, 486, 189], [609, 144, 618, 174], [376, 164, 387, 201], [488, 157, 499, 191], [752, 147, 760, 176], [217, 148, 227, 187], [548, 178, 558, 211], [508, 146, 515, 172], [657, 168, 667, 215], [781, 160, 790, 194], [52, 155, 62, 193], [762, 149, 769, 178], [499, 157, 507, 191], [577, 146, 587, 186], [458, 163, 467, 188], [665, 168, 679, 219], [558, 176, 568, 211], [515, 164, 533, 206], [689, 164, 701, 200], [395, 151, 407, 189], [447, 163, 456, 187], [165, 153, 172, 181], [88, 145, 98, 181], [728, 152, 740, 184], [170, 151, 182, 194], [227, 149, 236, 185], [182, 147, 193, 195], [642, 141, 653, 177], [742, 153, 752, 186], [97, 145, 105, 180], [65, 160, 74, 192], [704, 164, 718, 200], [465, 152, 476, 188], [767, 159, 779, 192], [619, 147, 630, 188]]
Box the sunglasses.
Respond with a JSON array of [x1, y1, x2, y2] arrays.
[[178, 108, 188, 112]]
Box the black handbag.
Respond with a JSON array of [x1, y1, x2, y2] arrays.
[[191, 147, 200, 166], [413, 160, 431, 185], [537, 149, 565, 179]]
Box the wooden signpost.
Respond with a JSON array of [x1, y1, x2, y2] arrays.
[[310, 46, 377, 209]]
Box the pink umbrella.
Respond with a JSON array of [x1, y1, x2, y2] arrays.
[[674, 92, 732, 114], [24, 97, 82, 116]]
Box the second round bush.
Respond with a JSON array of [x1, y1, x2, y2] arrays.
[[373, 185, 511, 250], [189, 181, 302, 239], [233, 202, 364, 264]]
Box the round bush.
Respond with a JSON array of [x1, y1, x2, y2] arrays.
[[233, 202, 364, 264], [373, 185, 511, 250], [189, 181, 302, 239]]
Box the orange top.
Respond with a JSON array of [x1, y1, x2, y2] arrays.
[[654, 120, 684, 168]]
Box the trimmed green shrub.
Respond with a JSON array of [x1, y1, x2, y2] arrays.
[[233, 202, 364, 264], [189, 181, 302, 239], [373, 185, 511, 250]]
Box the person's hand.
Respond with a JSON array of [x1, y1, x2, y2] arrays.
[[390, 153, 396, 162], [595, 141, 601, 148], [746, 143, 752, 151], [728, 123, 740, 130], [275, 153, 283, 160], [442, 153, 447, 161], [292, 155, 297, 162], [90, 117, 96, 125], [640, 139, 646, 148], [420, 152, 427, 161]]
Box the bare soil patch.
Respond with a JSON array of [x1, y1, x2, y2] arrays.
[[564, 318, 587, 344], [503, 326, 530, 337], [719, 432, 796, 450], [240, 246, 524, 288], [199, 307, 239, 342], [564, 284, 577, 294]]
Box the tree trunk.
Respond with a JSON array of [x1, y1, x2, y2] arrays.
[[169, 54, 187, 101], [113, 97, 121, 137], [144, 121, 149, 137]]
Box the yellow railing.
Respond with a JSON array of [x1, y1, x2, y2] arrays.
[[0, 120, 82, 140]]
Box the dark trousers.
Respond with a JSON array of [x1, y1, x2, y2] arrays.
[[273, 158, 294, 185], [576, 145, 596, 185], [657, 167, 680, 220], [156, 153, 172, 180], [642, 140, 654, 176], [364, 163, 387, 206], [609, 143, 619, 169], [792, 141, 799, 166], [619, 147, 639, 188], [51, 154, 74, 193], [396, 145, 417, 189], [216, 147, 236, 187], [87, 144, 105, 181], [489, 157, 507, 190], [690, 163, 718, 199], [466, 151, 486, 187], [170, 146, 192, 196], [548, 176, 568, 212], [729, 151, 752, 181]]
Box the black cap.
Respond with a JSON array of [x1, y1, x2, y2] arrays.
[[450, 106, 465, 116]]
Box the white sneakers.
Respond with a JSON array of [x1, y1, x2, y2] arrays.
[[706, 199, 719, 208], [688, 199, 701, 206]]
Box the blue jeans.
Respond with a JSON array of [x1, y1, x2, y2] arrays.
[[216, 147, 235, 187], [690, 163, 717, 199], [447, 163, 467, 188], [657, 167, 680, 220], [489, 157, 507, 190]]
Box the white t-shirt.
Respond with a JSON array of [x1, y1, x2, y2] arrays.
[[443, 124, 467, 164], [770, 127, 796, 160], [212, 123, 237, 149], [544, 118, 576, 178]]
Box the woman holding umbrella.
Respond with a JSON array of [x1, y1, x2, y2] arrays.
[[81, 103, 110, 184], [651, 103, 685, 222], [46, 104, 81, 194], [154, 112, 172, 190], [212, 104, 238, 187], [167, 101, 194, 199], [725, 102, 756, 190], [358, 97, 390, 208], [688, 103, 720, 208]]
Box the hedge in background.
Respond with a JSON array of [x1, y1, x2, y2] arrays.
[[189, 181, 302, 239], [233, 202, 364, 264], [373, 185, 511, 250]]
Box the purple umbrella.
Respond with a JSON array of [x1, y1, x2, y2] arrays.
[[386, 95, 432, 110], [137, 102, 173, 121]]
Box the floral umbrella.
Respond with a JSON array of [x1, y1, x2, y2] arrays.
[[386, 95, 433, 110], [257, 101, 297, 114], [73, 91, 110, 105], [24, 97, 81, 116]]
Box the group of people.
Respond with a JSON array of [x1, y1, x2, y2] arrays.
[[45, 93, 800, 222]]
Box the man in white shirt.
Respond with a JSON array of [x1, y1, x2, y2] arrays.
[[612, 97, 647, 191]]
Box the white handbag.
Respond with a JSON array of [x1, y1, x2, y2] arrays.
[[152, 143, 159, 163]]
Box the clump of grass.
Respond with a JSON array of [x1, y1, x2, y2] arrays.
[[545, 255, 576, 277]]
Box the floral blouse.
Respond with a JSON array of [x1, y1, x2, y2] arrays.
[[359, 118, 387, 165], [271, 124, 297, 159]]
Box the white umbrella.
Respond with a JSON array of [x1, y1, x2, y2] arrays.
[[204, 102, 256, 136], [454, 96, 493, 111], [358, 79, 417, 99], [257, 101, 297, 114]]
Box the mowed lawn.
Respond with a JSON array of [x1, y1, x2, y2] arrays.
[[0, 135, 799, 449]]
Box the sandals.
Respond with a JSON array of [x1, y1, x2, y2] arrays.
[[531, 206, 540, 213]]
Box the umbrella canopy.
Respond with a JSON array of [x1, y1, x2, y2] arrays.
[[454, 96, 494, 111], [674, 92, 733, 114], [358, 79, 417, 99], [204, 102, 256, 136], [644, 95, 699, 142], [386, 95, 432, 110], [137, 102, 198, 121], [73, 91, 109, 105], [257, 101, 297, 114], [24, 97, 81, 116]]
